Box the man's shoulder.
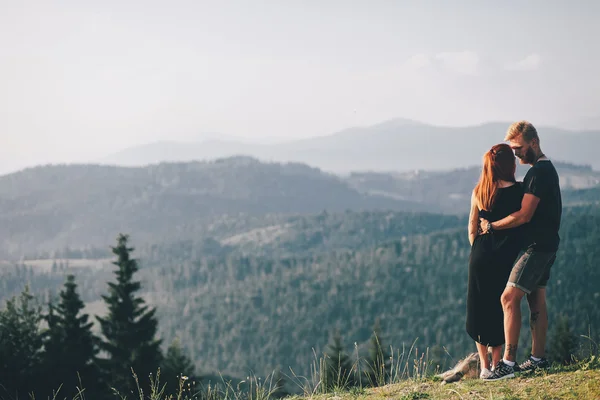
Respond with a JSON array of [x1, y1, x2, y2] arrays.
[[537, 160, 560, 178], [523, 164, 538, 181], [528, 160, 557, 176]]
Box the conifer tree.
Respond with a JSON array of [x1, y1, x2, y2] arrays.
[[161, 338, 197, 394], [270, 367, 290, 399], [549, 314, 577, 365], [96, 234, 163, 396], [0, 286, 43, 399], [365, 319, 391, 387], [42, 275, 100, 398], [324, 330, 354, 390]]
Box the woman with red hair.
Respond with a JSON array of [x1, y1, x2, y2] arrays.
[[466, 143, 524, 379]]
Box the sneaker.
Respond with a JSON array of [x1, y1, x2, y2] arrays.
[[519, 355, 550, 373], [480, 367, 493, 379], [482, 360, 515, 381]]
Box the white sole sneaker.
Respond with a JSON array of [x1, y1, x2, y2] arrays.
[[483, 372, 515, 381]]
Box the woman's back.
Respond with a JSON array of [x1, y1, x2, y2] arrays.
[[478, 183, 524, 225], [466, 143, 523, 367], [467, 181, 525, 347]]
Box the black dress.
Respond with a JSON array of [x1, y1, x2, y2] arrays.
[[466, 183, 524, 347]]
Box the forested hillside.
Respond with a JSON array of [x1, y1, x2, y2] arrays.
[[2, 205, 599, 381], [1, 158, 598, 259], [0, 159, 425, 258]]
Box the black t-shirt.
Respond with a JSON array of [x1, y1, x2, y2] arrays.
[[522, 160, 562, 251]]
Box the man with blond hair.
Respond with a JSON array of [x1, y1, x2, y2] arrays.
[[479, 120, 562, 381]]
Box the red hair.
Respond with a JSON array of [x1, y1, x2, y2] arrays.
[[474, 143, 516, 211]]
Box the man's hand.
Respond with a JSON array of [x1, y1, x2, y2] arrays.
[[479, 218, 491, 234], [482, 194, 540, 233]]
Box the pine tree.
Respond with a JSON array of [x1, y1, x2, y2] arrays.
[[365, 319, 391, 387], [549, 314, 577, 365], [42, 275, 101, 398], [270, 367, 289, 399], [0, 286, 44, 399], [161, 338, 197, 395], [427, 345, 446, 375], [324, 330, 354, 390], [96, 234, 163, 396]]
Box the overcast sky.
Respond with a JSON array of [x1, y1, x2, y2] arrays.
[[1, 0, 599, 171]]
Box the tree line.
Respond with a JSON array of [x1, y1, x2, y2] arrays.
[[0, 234, 427, 399], [0, 234, 196, 400]]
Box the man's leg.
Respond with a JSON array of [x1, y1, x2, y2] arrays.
[[501, 286, 527, 362], [527, 287, 548, 358], [516, 252, 555, 372], [483, 286, 527, 381]]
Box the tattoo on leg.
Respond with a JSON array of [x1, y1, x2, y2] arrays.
[[530, 311, 540, 330], [507, 344, 518, 358]]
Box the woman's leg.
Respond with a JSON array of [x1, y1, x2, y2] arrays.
[[476, 342, 491, 370], [490, 345, 503, 369]]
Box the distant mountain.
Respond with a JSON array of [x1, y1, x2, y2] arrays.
[[555, 115, 600, 131], [99, 119, 600, 173], [1, 156, 598, 259], [0, 157, 426, 259], [99, 139, 265, 167], [345, 161, 600, 213]]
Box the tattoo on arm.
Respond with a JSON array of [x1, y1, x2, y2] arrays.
[[530, 311, 540, 330], [507, 344, 518, 358]]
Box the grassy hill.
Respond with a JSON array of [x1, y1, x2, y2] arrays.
[[22, 358, 600, 400], [328, 369, 600, 400]]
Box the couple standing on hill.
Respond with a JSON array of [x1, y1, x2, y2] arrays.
[[465, 120, 562, 381]]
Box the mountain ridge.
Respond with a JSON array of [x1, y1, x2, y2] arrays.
[[96, 120, 600, 173], [1, 157, 599, 260]]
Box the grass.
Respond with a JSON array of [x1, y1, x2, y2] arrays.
[[23, 367, 600, 400], [281, 353, 600, 400], [104, 351, 600, 400], [20, 338, 600, 400], [317, 369, 600, 400]]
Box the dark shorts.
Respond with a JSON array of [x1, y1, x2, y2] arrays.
[[507, 248, 557, 294]]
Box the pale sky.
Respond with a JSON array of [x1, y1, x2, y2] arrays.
[[1, 0, 599, 172]]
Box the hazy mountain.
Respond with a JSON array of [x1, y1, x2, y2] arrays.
[[555, 115, 600, 131], [99, 139, 265, 167], [1, 156, 598, 260], [0, 157, 426, 259], [99, 119, 600, 173], [346, 161, 600, 213]]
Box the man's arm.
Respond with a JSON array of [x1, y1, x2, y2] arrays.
[[481, 193, 540, 232]]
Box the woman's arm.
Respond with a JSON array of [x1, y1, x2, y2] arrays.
[[468, 190, 479, 246]]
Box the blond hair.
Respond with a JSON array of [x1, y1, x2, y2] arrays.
[[505, 120, 539, 142]]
